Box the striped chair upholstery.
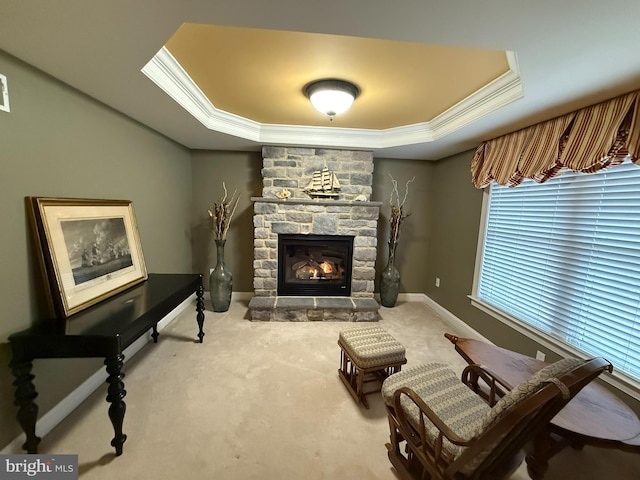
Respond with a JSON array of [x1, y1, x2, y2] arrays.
[[382, 363, 490, 459], [384, 352, 612, 480], [382, 358, 583, 461], [476, 357, 582, 433]]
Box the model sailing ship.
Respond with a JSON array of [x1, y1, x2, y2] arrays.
[[303, 166, 341, 198]]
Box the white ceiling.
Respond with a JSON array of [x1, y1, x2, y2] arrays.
[[2, 1, 640, 160]]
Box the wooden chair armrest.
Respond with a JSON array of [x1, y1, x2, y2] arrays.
[[461, 364, 512, 406]]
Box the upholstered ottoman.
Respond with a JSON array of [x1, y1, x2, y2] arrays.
[[338, 326, 407, 408]]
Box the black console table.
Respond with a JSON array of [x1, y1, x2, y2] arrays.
[[8, 273, 205, 456]]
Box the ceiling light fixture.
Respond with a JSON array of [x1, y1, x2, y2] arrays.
[[304, 79, 360, 120]]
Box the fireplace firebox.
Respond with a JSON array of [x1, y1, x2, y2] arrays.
[[278, 234, 354, 296]]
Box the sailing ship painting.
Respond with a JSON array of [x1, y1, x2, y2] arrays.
[[303, 166, 341, 198]]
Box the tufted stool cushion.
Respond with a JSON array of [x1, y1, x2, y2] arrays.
[[339, 326, 406, 368], [338, 326, 407, 408]]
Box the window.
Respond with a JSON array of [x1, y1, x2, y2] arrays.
[[472, 161, 640, 393]]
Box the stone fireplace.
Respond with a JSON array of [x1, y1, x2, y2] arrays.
[[249, 146, 382, 321]]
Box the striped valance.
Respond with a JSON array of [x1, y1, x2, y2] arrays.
[[471, 90, 640, 188]]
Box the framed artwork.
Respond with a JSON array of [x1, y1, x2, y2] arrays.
[[0, 73, 9, 113], [28, 197, 148, 318]]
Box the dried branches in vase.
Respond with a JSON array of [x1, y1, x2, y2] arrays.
[[207, 182, 240, 240], [388, 174, 415, 245], [380, 174, 415, 308], [207, 182, 239, 313]]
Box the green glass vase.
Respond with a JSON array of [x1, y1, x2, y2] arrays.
[[209, 239, 233, 312], [380, 241, 400, 307]]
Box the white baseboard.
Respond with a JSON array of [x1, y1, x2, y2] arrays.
[[397, 293, 493, 344], [396, 293, 428, 302], [1, 295, 195, 454], [231, 291, 253, 301]]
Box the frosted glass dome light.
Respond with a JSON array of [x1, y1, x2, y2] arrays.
[[304, 79, 360, 119]]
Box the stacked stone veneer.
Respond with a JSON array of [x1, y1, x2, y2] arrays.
[[250, 146, 382, 321], [252, 197, 381, 297], [260, 146, 374, 201]]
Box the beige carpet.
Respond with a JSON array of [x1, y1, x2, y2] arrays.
[[32, 298, 639, 479]]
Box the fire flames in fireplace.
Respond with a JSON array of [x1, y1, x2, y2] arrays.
[[292, 252, 344, 280]]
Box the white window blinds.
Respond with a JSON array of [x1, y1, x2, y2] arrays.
[[478, 161, 640, 381]]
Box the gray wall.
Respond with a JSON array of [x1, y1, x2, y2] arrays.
[[190, 150, 263, 293], [0, 51, 193, 448], [372, 158, 433, 294]]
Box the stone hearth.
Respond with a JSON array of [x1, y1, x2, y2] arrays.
[[249, 146, 382, 321], [249, 296, 380, 322]]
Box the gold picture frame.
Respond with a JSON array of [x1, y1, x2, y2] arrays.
[[28, 197, 148, 318]]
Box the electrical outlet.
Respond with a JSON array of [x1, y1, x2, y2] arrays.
[[435, 277, 440, 288], [536, 350, 546, 361]]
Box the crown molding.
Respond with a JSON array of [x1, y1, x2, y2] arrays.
[[429, 51, 523, 140], [142, 49, 262, 139], [142, 47, 522, 150]]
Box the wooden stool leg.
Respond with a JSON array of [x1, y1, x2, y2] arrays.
[[338, 348, 362, 407], [357, 367, 369, 409]]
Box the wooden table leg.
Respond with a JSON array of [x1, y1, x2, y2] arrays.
[[526, 424, 574, 479], [151, 325, 159, 343], [104, 354, 127, 456], [196, 283, 205, 343], [526, 427, 553, 480], [10, 359, 41, 453]]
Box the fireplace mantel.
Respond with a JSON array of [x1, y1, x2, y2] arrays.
[[251, 197, 383, 208]]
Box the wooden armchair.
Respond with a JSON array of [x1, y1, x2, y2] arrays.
[[381, 357, 612, 480]]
